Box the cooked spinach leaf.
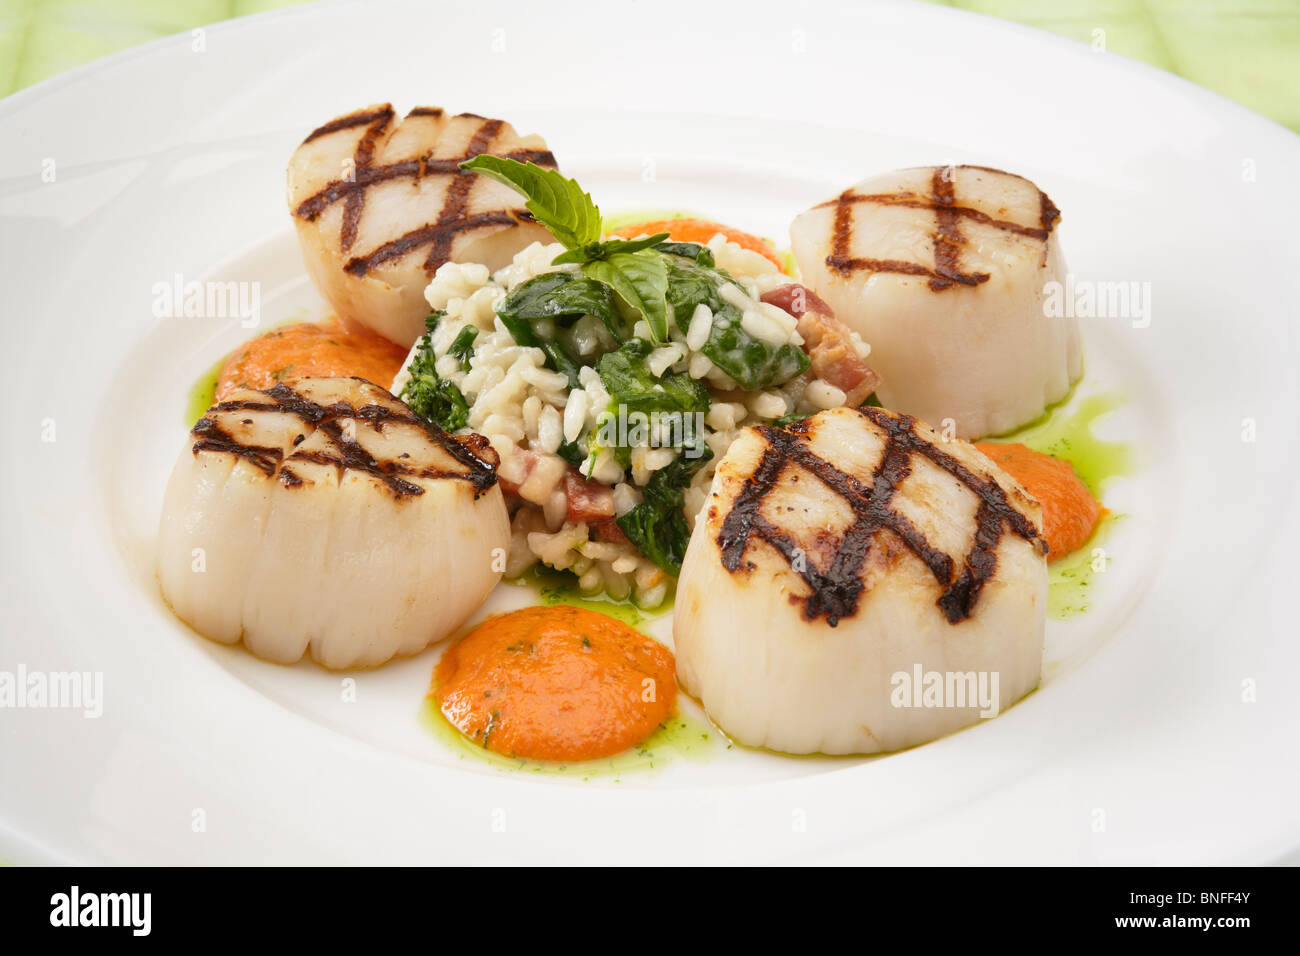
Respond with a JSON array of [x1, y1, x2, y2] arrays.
[[596, 338, 710, 415], [616, 442, 713, 576], [498, 272, 625, 341], [495, 298, 585, 390], [699, 304, 810, 390], [657, 241, 714, 267], [663, 258, 810, 389]]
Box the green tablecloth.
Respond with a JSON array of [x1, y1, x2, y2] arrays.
[[2, 0, 1298, 131]]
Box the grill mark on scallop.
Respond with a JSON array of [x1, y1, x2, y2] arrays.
[[929, 168, 983, 291], [292, 106, 556, 278], [193, 381, 499, 498], [191, 417, 283, 475], [824, 164, 1058, 288], [339, 106, 395, 253], [292, 420, 426, 497], [424, 117, 503, 271], [815, 193, 1052, 240], [302, 105, 395, 145], [342, 211, 527, 277], [715, 407, 1044, 626], [292, 150, 553, 222]]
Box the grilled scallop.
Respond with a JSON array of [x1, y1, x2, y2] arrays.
[[158, 377, 508, 669], [288, 104, 557, 347], [790, 165, 1081, 439], [674, 405, 1047, 755]]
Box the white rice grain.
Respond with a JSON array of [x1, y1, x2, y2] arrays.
[[750, 390, 788, 419], [536, 404, 563, 453], [518, 453, 567, 505], [612, 481, 643, 516], [804, 379, 848, 410], [647, 344, 686, 378], [687, 352, 714, 379], [686, 303, 714, 351], [424, 261, 490, 311], [563, 389, 589, 442], [719, 282, 753, 313], [520, 365, 570, 392], [740, 309, 789, 346]]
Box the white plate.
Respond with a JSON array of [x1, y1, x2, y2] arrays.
[[2, 0, 1298, 865]]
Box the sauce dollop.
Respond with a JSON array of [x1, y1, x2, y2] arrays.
[[434, 606, 677, 762], [975, 442, 1104, 561], [216, 318, 408, 400]]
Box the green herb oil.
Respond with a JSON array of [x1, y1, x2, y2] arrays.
[[184, 354, 226, 427], [983, 390, 1136, 618], [420, 696, 717, 780], [505, 563, 673, 626]]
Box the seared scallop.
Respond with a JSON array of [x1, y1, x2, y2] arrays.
[[158, 377, 509, 669], [288, 104, 557, 347], [674, 405, 1047, 754], [791, 165, 1080, 439]]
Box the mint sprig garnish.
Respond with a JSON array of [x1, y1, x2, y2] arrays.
[[459, 155, 602, 250], [551, 232, 671, 265], [461, 156, 674, 343]]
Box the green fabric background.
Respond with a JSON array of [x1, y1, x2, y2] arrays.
[[1, 0, 1297, 131]]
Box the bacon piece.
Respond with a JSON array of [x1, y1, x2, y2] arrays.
[[762, 284, 881, 406], [761, 283, 834, 319], [499, 448, 618, 528], [594, 519, 629, 544], [564, 469, 616, 524]]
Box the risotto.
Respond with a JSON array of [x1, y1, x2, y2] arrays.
[[392, 228, 875, 606]]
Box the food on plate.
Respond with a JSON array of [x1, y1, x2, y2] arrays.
[[288, 104, 558, 347], [790, 165, 1080, 439], [974, 441, 1103, 561], [390, 156, 878, 606], [608, 218, 784, 269], [673, 405, 1048, 754], [215, 316, 408, 401], [434, 605, 676, 761], [158, 377, 508, 669], [157, 96, 1125, 764]]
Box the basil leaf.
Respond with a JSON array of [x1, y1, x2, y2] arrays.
[[400, 312, 471, 431], [616, 442, 713, 576], [459, 156, 601, 249], [552, 233, 672, 266], [449, 325, 478, 371], [700, 303, 811, 390], [596, 338, 709, 415], [549, 243, 603, 265], [601, 232, 671, 255], [498, 272, 625, 342], [583, 252, 669, 344]]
